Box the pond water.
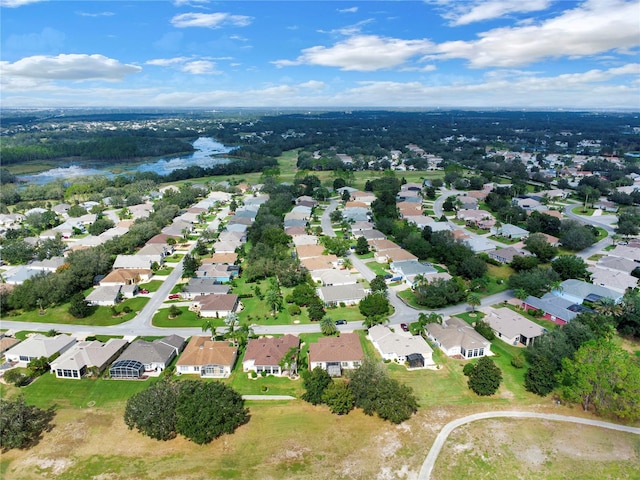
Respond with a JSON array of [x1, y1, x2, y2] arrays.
[[17, 137, 233, 185]]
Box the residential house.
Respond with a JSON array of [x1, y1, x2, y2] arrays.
[[1, 266, 46, 285], [292, 235, 319, 246], [181, 278, 231, 299], [0, 335, 20, 355], [242, 334, 300, 376], [350, 221, 375, 232], [113, 255, 158, 270], [99, 269, 152, 286], [350, 191, 377, 205], [194, 263, 239, 283], [463, 237, 497, 253], [589, 267, 638, 293], [301, 255, 339, 272], [137, 243, 173, 259], [381, 248, 419, 264], [482, 307, 544, 347], [368, 325, 434, 367], [594, 199, 619, 212], [296, 244, 326, 260], [308, 333, 364, 377], [404, 215, 434, 229], [205, 252, 238, 265], [285, 226, 308, 237], [596, 255, 638, 274], [4, 334, 76, 366], [456, 209, 494, 226], [176, 337, 238, 378], [458, 196, 479, 210], [212, 240, 241, 254], [86, 285, 122, 306], [317, 284, 367, 306], [513, 197, 542, 210], [522, 293, 584, 325], [553, 279, 623, 304], [147, 233, 179, 245], [491, 224, 529, 240], [192, 293, 239, 318], [343, 207, 370, 223], [110, 335, 185, 378], [316, 269, 357, 287], [50, 338, 129, 379], [390, 260, 438, 285], [608, 245, 640, 263], [425, 317, 492, 359], [488, 247, 529, 264]]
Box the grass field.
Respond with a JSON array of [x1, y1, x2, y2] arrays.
[[2, 297, 149, 326]]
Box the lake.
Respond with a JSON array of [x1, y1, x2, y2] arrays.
[[17, 137, 234, 185]]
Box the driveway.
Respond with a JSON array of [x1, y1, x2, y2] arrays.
[[419, 410, 640, 479]]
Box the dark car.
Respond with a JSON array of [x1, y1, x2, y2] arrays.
[[335, 319, 347, 325], [400, 323, 409, 332]]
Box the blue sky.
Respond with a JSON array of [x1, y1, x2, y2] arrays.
[[1, 0, 639, 109]]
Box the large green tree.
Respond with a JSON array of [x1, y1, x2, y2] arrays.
[[175, 380, 249, 445], [0, 397, 55, 451], [551, 255, 590, 281], [467, 357, 502, 396], [322, 381, 355, 415], [558, 339, 640, 421], [301, 366, 332, 405], [124, 379, 180, 441]]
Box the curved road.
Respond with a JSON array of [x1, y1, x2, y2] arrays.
[[419, 410, 640, 480]]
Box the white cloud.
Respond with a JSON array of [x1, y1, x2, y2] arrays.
[[0, 0, 44, 7], [170, 12, 252, 29], [433, 0, 640, 67], [146, 56, 221, 74], [75, 11, 114, 17], [338, 6, 358, 13], [273, 35, 434, 71], [0, 54, 141, 81], [173, 0, 210, 6], [146, 57, 189, 66], [181, 60, 219, 74], [3, 64, 638, 109], [442, 0, 552, 26]]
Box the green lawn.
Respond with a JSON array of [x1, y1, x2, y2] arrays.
[[152, 306, 215, 328], [138, 280, 163, 292], [18, 373, 160, 409], [366, 261, 390, 278], [154, 267, 174, 275], [165, 253, 185, 263], [2, 297, 149, 326]]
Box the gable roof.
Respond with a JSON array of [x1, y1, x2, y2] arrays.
[[115, 335, 184, 364], [244, 334, 299, 367], [51, 339, 128, 372], [368, 325, 433, 359], [5, 334, 76, 359], [308, 333, 364, 363]]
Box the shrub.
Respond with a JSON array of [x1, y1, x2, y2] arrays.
[[462, 363, 475, 376], [288, 304, 301, 316], [511, 353, 526, 369], [250, 371, 257, 379]]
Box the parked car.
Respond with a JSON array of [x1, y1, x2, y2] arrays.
[[139, 289, 149, 294], [400, 323, 409, 332], [335, 319, 347, 325], [168, 294, 180, 300]]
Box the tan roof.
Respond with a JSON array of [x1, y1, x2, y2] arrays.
[[368, 239, 401, 251], [0, 336, 20, 354], [345, 201, 369, 208], [397, 202, 422, 216], [296, 244, 326, 259], [385, 249, 418, 262], [147, 233, 179, 244], [100, 269, 150, 284], [244, 334, 299, 366], [176, 337, 237, 368], [301, 255, 338, 271], [309, 332, 364, 363], [202, 252, 238, 264]]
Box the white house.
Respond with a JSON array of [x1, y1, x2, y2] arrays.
[[176, 337, 238, 378], [50, 338, 129, 379], [4, 334, 76, 366], [368, 325, 434, 368], [425, 317, 492, 360], [482, 307, 545, 347], [308, 333, 364, 377]]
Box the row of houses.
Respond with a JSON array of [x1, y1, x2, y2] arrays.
[[2, 332, 369, 380]]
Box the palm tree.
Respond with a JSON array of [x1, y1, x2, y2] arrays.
[[342, 257, 353, 271], [467, 292, 482, 314], [594, 298, 623, 317], [278, 346, 299, 378], [201, 319, 217, 340], [320, 317, 337, 336], [264, 278, 283, 316]]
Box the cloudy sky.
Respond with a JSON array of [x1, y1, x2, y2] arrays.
[[1, 0, 639, 109]]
